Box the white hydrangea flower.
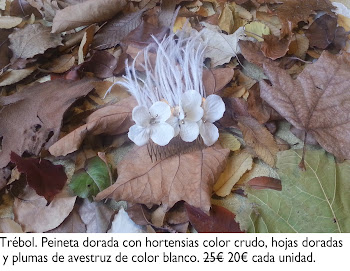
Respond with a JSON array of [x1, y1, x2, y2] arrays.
[[128, 101, 174, 146], [167, 90, 204, 142], [198, 94, 225, 146]]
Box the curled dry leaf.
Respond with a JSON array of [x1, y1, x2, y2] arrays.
[[52, 0, 127, 33], [0, 66, 37, 87], [14, 186, 76, 233], [202, 68, 235, 96], [261, 34, 292, 60], [41, 54, 75, 73], [238, 40, 266, 67], [10, 0, 42, 18], [247, 176, 282, 191], [214, 151, 253, 197], [96, 143, 230, 212], [0, 79, 94, 170], [49, 96, 137, 157], [260, 51, 350, 160], [9, 24, 62, 59]]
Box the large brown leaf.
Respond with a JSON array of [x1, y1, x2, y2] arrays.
[[0, 79, 94, 170], [9, 24, 62, 59], [260, 51, 350, 160], [52, 0, 127, 33], [49, 96, 136, 157], [96, 144, 229, 212]]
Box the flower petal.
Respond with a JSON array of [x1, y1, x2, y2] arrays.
[[132, 106, 151, 127], [167, 115, 180, 137], [181, 90, 202, 113], [203, 94, 225, 122], [149, 101, 171, 122], [128, 125, 150, 146], [150, 123, 174, 146], [186, 106, 203, 122], [180, 121, 199, 142], [199, 121, 219, 146]]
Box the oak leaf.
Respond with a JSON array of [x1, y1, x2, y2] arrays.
[[52, 0, 127, 33], [10, 152, 67, 203], [49, 96, 137, 157], [9, 24, 62, 59], [260, 51, 350, 160], [96, 143, 230, 212], [0, 79, 94, 170]]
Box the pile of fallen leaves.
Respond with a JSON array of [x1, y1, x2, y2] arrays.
[[0, 0, 349, 233]]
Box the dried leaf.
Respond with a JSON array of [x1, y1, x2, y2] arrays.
[[9, 24, 62, 59], [96, 143, 229, 212], [52, 0, 127, 33], [238, 116, 279, 166], [202, 68, 235, 95], [41, 54, 75, 73], [0, 79, 94, 169], [0, 29, 10, 70], [185, 203, 243, 233], [288, 33, 309, 59], [0, 218, 23, 233], [214, 151, 253, 197], [260, 51, 350, 160], [79, 50, 118, 79], [201, 24, 251, 67], [93, 10, 144, 50], [14, 186, 76, 232], [49, 96, 136, 157], [78, 199, 114, 233], [0, 16, 23, 29], [108, 207, 146, 233], [238, 40, 266, 67], [218, 132, 241, 152], [0, 66, 37, 86], [78, 24, 96, 64], [10, 0, 42, 18], [10, 152, 67, 203], [47, 207, 86, 233], [272, 0, 334, 36], [244, 21, 270, 42], [261, 34, 292, 60], [247, 176, 282, 191]]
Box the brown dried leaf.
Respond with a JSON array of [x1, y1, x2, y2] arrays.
[[47, 206, 86, 233], [49, 96, 137, 157], [260, 51, 350, 160], [247, 176, 282, 191], [272, 0, 335, 36], [10, 0, 42, 18], [0, 218, 23, 233], [9, 24, 62, 59], [41, 54, 75, 73], [0, 29, 10, 70], [288, 33, 309, 59], [202, 68, 235, 96], [96, 143, 230, 212], [14, 186, 76, 232], [238, 116, 279, 166], [79, 51, 118, 78], [185, 203, 243, 233], [238, 40, 266, 67], [0, 79, 94, 169], [52, 0, 127, 33], [92, 10, 144, 50], [0, 66, 37, 86], [261, 34, 292, 60]]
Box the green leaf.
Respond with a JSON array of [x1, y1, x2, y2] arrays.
[[245, 149, 350, 233], [69, 157, 111, 200]]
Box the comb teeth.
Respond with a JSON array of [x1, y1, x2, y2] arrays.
[[147, 136, 206, 162]]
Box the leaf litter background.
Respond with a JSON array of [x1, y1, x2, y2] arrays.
[[0, 0, 350, 233]]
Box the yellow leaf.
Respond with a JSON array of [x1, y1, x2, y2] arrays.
[[173, 17, 188, 33], [218, 4, 234, 34], [213, 151, 253, 197], [338, 14, 350, 31], [245, 21, 270, 42], [219, 133, 241, 151]]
